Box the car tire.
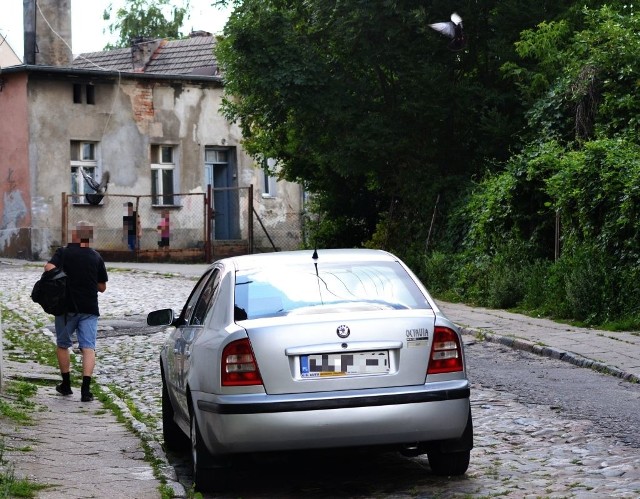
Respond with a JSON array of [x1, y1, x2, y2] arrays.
[[161, 377, 189, 451], [190, 411, 227, 492], [427, 448, 470, 476], [427, 408, 472, 476]]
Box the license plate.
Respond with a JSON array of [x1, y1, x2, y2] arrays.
[[300, 351, 389, 377]]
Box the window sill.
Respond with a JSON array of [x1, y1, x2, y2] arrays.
[[151, 205, 181, 209]]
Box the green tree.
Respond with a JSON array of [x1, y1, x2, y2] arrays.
[[103, 0, 189, 48], [216, 0, 589, 251], [451, 4, 640, 324], [466, 4, 640, 257]]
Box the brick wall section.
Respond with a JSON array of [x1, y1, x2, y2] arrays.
[[132, 83, 155, 128]]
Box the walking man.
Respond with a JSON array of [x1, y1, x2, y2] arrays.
[[45, 221, 108, 402]]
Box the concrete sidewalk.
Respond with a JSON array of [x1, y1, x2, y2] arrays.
[[0, 347, 164, 498], [438, 301, 640, 384]]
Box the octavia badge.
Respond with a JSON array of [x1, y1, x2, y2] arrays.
[[336, 325, 350, 338]]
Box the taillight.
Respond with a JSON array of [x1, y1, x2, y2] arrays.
[[427, 326, 464, 374], [221, 339, 263, 386]]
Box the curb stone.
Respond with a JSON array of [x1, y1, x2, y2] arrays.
[[459, 326, 640, 384]]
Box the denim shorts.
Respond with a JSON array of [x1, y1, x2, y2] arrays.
[[54, 313, 98, 350]]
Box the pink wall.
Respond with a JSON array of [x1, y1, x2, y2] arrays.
[[0, 73, 31, 255]]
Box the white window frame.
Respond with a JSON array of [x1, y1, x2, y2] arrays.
[[70, 141, 99, 204], [262, 158, 278, 198], [151, 144, 177, 206], [204, 148, 229, 187]]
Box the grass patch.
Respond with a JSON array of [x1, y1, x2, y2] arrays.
[[0, 399, 31, 426], [0, 379, 49, 497], [0, 379, 41, 427], [0, 463, 49, 498], [106, 384, 159, 431], [5, 382, 38, 407]]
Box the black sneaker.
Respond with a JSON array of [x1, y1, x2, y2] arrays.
[[56, 384, 72, 396], [81, 392, 94, 402]]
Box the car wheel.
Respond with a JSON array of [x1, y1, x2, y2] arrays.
[[161, 377, 189, 451], [427, 448, 470, 476], [190, 412, 227, 492]]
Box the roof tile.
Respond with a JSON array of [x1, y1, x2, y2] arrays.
[[72, 36, 219, 76]]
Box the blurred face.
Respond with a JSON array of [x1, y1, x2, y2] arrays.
[[72, 224, 93, 246]]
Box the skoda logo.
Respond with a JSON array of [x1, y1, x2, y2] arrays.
[[336, 325, 350, 338]]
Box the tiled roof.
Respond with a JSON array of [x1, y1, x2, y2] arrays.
[[72, 35, 219, 76], [73, 47, 133, 72]]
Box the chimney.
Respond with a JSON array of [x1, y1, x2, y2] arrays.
[[23, 0, 36, 64], [190, 30, 213, 38], [23, 0, 73, 66], [130, 37, 162, 72]]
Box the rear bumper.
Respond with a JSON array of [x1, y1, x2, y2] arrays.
[[194, 380, 471, 455], [199, 384, 468, 414]]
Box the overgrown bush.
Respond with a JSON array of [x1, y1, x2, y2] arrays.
[[421, 251, 454, 296], [486, 263, 525, 309], [560, 244, 610, 322], [428, 239, 640, 329], [518, 259, 551, 311]]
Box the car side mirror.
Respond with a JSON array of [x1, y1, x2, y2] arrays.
[[147, 308, 175, 326]]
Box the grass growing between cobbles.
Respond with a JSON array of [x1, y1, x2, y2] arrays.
[[0, 306, 176, 498]]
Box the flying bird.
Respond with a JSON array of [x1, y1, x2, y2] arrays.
[[429, 12, 466, 51], [80, 167, 110, 205]]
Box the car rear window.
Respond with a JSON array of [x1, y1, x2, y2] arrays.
[[234, 261, 431, 320]]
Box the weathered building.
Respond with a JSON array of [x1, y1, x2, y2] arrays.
[[0, 0, 304, 262]]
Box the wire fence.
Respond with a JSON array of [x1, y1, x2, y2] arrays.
[[64, 192, 208, 262], [252, 206, 304, 253], [62, 186, 303, 262]]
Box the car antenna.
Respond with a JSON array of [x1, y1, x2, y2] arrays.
[[312, 244, 322, 301], [312, 244, 319, 275]]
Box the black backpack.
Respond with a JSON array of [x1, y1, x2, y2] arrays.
[[31, 250, 72, 316]]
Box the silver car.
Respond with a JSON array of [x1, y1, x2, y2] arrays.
[[148, 248, 473, 492]]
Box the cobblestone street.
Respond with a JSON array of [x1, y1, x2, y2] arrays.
[[1, 262, 639, 497]]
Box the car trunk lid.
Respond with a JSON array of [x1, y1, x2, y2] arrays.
[[244, 309, 436, 395]]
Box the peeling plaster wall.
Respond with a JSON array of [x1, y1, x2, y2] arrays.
[[22, 75, 303, 260], [27, 78, 115, 257], [194, 86, 304, 241], [0, 74, 32, 258]]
